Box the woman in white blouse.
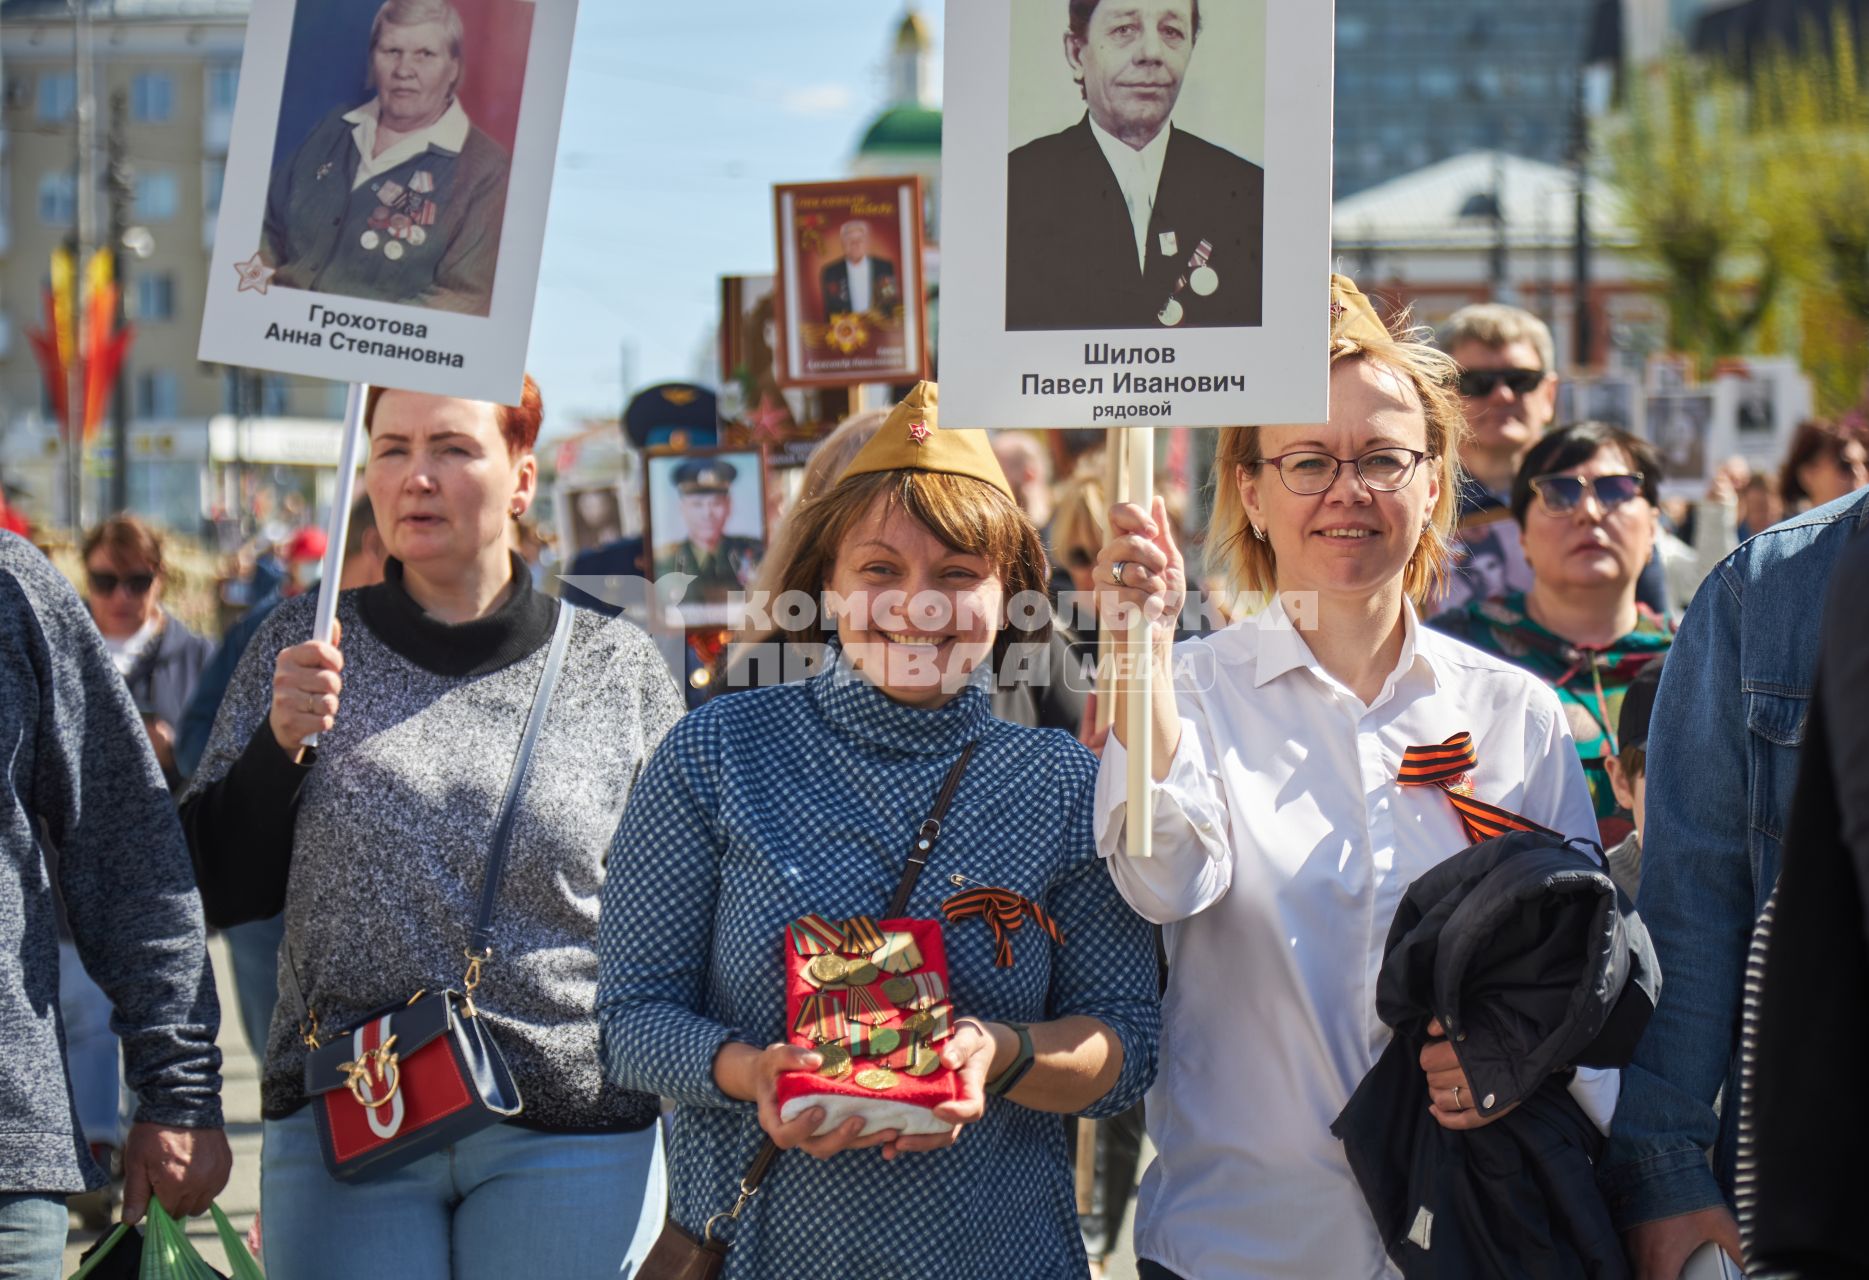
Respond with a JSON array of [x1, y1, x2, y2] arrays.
[[1093, 279, 1603, 1280]]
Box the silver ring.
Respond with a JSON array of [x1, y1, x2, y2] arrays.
[[1452, 1085, 1463, 1111], [1110, 560, 1129, 587]]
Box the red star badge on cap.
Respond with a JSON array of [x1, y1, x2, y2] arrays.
[[234, 254, 276, 295], [907, 420, 931, 445]]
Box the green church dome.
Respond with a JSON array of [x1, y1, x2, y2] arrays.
[[859, 105, 942, 154]]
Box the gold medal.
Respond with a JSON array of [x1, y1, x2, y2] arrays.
[[855, 1067, 899, 1091], [866, 1027, 900, 1057], [809, 954, 850, 986], [900, 1010, 933, 1039], [904, 1043, 942, 1077], [816, 1043, 852, 1079], [843, 960, 878, 987], [881, 976, 915, 1004]]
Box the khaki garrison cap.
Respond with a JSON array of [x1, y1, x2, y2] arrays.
[[837, 382, 1016, 502]]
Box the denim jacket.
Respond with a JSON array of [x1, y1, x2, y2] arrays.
[[1600, 490, 1869, 1227]]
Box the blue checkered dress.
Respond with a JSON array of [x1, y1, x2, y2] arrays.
[[597, 653, 1160, 1278]]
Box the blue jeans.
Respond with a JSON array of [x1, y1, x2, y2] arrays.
[[224, 915, 285, 1067], [261, 1111, 666, 1280], [57, 939, 121, 1148], [0, 1193, 66, 1280]]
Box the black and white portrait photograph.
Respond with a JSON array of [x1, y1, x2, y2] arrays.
[[1719, 359, 1809, 464], [937, 0, 1333, 430], [1645, 389, 1727, 499], [1004, 0, 1266, 331], [1577, 376, 1641, 435], [200, 0, 580, 401]]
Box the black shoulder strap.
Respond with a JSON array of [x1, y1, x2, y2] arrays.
[[887, 742, 975, 918], [467, 602, 576, 958]]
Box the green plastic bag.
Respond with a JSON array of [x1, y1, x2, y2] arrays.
[[68, 1201, 263, 1280]]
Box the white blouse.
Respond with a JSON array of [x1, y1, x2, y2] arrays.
[[1097, 600, 1604, 1280]]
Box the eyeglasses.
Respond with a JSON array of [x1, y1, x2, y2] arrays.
[[1457, 368, 1548, 398], [1527, 473, 1647, 517], [1255, 448, 1430, 496], [87, 569, 155, 597]]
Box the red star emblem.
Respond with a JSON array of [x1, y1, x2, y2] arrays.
[[746, 394, 790, 443], [907, 420, 932, 445], [234, 253, 276, 295]]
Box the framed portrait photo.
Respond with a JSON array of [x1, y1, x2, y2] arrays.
[[938, 0, 1334, 430], [1572, 375, 1643, 437], [771, 178, 930, 389], [1644, 387, 1734, 501], [556, 482, 627, 562], [1717, 358, 1809, 465], [643, 447, 769, 626], [198, 0, 580, 402]]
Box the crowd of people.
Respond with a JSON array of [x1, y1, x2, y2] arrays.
[[4, 277, 1868, 1280]]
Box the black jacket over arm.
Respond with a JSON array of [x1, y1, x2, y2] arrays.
[[1331, 831, 1658, 1279], [1006, 116, 1264, 331]]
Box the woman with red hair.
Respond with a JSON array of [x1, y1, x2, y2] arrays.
[[180, 378, 684, 1277]]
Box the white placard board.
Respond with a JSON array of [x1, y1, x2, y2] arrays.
[[937, 0, 1335, 430], [198, 0, 578, 403], [1645, 385, 1737, 502], [1718, 358, 1810, 466]]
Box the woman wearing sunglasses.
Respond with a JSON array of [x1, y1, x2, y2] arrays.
[[1429, 422, 1672, 847], [82, 514, 212, 786], [1091, 278, 1602, 1279]]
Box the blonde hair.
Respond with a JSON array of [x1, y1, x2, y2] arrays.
[[1210, 322, 1467, 607], [1049, 469, 1110, 560], [1439, 303, 1556, 372]]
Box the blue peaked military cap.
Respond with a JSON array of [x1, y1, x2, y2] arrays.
[[623, 382, 719, 450]]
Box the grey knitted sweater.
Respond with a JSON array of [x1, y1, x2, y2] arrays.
[[0, 532, 222, 1194], [180, 561, 682, 1129]]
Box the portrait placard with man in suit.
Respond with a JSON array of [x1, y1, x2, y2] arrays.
[[1006, 0, 1264, 331]]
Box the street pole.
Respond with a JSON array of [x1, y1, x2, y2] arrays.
[[108, 86, 131, 514], [65, 0, 97, 532], [1571, 74, 1595, 369]]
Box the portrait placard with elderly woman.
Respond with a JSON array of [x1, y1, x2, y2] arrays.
[[261, 0, 520, 315]]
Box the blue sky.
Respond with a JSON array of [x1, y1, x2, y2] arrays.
[[524, 3, 943, 440]]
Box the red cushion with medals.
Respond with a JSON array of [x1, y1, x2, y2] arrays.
[[774, 914, 963, 1137]]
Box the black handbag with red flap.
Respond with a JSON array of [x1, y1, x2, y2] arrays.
[[291, 606, 572, 1183]]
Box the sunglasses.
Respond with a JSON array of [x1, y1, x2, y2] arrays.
[[87, 570, 156, 597], [1527, 473, 1646, 516], [1457, 368, 1547, 398]]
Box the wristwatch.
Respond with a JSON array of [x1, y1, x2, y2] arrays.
[[984, 1021, 1035, 1097]]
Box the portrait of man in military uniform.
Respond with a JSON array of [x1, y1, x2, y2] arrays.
[[650, 456, 766, 607], [262, 0, 513, 316], [1005, 0, 1264, 331]]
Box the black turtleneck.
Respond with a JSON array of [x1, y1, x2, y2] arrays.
[[179, 552, 561, 924], [361, 553, 559, 677]]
